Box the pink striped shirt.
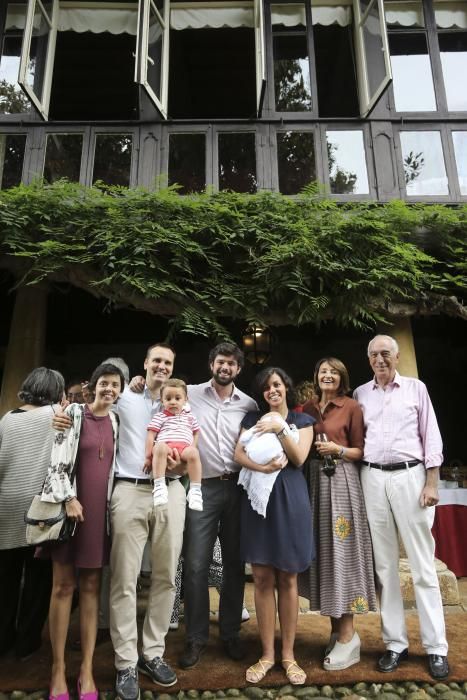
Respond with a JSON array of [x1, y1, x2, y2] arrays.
[[353, 371, 443, 469], [148, 409, 200, 446]]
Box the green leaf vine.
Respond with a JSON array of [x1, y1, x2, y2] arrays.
[[0, 181, 466, 338]]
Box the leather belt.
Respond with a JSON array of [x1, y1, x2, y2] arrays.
[[115, 477, 174, 485], [362, 460, 421, 471], [115, 477, 152, 485], [204, 472, 239, 481]]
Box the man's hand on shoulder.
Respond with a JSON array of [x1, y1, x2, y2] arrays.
[[129, 376, 145, 393], [420, 484, 439, 508], [52, 409, 72, 432]]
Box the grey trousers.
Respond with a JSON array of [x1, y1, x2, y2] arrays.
[[183, 477, 245, 644]]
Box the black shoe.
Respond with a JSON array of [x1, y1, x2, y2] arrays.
[[378, 648, 409, 672], [138, 655, 177, 687], [115, 666, 139, 700], [223, 636, 246, 661], [179, 641, 206, 669], [428, 654, 449, 680]]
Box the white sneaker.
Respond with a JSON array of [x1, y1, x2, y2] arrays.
[[241, 607, 250, 623], [153, 481, 168, 507], [323, 631, 360, 671], [187, 489, 203, 511]]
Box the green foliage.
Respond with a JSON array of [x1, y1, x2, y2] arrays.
[[0, 181, 466, 338]]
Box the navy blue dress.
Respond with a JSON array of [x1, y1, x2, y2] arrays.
[[240, 410, 315, 573]]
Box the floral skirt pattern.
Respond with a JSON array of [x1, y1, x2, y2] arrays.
[[298, 458, 377, 618]]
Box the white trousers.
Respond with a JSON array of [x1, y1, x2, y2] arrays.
[[361, 463, 448, 655]]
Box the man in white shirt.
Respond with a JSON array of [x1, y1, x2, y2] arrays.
[[179, 342, 257, 669], [110, 343, 186, 700], [354, 334, 448, 680]]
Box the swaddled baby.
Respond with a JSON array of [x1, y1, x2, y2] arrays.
[[238, 416, 299, 517]]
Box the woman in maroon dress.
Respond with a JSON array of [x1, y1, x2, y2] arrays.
[[41, 363, 124, 700]]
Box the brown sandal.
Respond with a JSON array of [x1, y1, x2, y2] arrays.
[[282, 659, 306, 685], [246, 658, 275, 683]]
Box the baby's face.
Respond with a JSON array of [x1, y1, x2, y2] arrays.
[[162, 388, 186, 414]]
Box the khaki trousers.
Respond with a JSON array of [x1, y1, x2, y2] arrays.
[[109, 479, 186, 669]]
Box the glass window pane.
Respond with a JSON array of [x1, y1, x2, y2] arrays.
[[400, 131, 448, 195], [43, 134, 83, 183], [0, 133, 26, 188], [41, 2, 54, 22], [152, 0, 164, 14], [272, 4, 311, 112], [313, 25, 359, 118], [168, 133, 205, 193], [147, 7, 163, 101], [93, 134, 132, 187], [0, 5, 32, 114], [277, 131, 315, 195], [452, 131, 467, 195], [389, 32, 436, 111], [26, 4, 52, 103], [218, 133, 257, 193], [439, 32, 467, 111], [326, 131, 369, 194], [361, 0, 387, 97]]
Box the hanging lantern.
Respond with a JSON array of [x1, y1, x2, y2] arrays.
[[242, 324, 273, 365]]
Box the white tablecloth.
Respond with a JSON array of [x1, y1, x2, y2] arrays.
[[438, 487, 467, 507]]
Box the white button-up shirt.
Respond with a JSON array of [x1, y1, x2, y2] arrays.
[[187, 380, 257, 478], [114, 386, 162, 478], [353, 371, 443, 468]]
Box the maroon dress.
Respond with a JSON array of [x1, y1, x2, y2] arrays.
[[52, 406, 114, 568]]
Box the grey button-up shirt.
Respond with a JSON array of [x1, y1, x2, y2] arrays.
[[187, 380, 257, 478]]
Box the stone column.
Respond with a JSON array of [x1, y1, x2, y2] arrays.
[[0, 284, 48, 416], [379, 316, 418, 377]]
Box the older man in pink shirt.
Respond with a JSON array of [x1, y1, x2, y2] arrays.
[[354, 334, 448, 680]]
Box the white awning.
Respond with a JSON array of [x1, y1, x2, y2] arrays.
[[385, 2, 424, 27], [385, 0, 467, 29], [435, 1, 467, 28], [6, 1, 353, 32], [271, 3, 351, 26]]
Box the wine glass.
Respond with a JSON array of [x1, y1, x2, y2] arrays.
[[316, 432, 335, 476]]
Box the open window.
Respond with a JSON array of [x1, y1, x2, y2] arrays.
[[254, 0, 266, 116], [353, 0, 391, 116], [135, 0, 170, 118], [18, 0, 58, 119]]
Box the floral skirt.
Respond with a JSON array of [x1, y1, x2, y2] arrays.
[[298, 458, 377, 617]]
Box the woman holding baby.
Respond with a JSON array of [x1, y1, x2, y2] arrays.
[[234, 367, 314, 686]]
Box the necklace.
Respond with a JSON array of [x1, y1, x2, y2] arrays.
[[89, 406, 107, 460]]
